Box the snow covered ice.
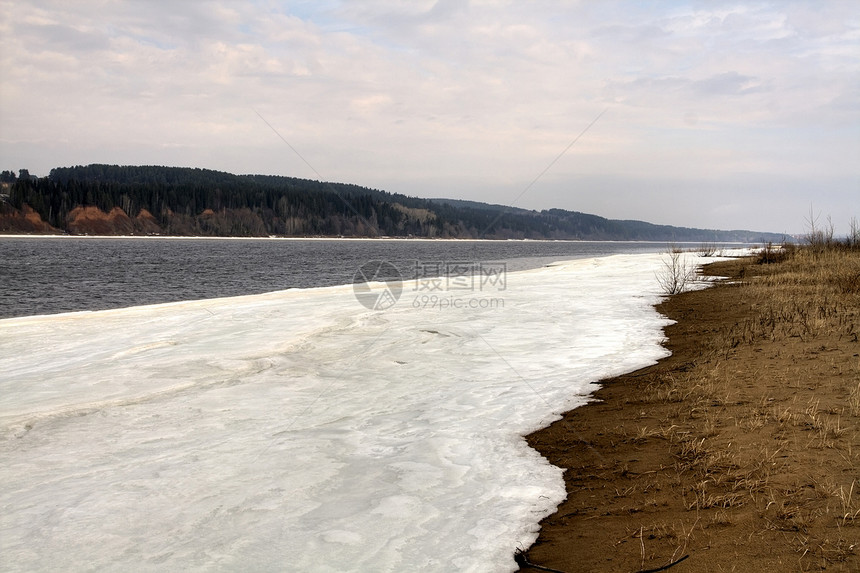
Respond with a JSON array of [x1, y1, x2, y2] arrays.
[[0, 252, 710, 572]]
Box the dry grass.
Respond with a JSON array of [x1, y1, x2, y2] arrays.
[[522, 242, 860, 572], [849, 383, 860, 417], [675, 244, 860, 569]]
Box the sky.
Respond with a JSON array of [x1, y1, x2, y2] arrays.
[[1, 1, 857, 235]]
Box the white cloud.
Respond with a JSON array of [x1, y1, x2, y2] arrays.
[[0, 0, 857, 234]]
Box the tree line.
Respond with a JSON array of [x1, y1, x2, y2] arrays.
[[0, 164, 785, 242]]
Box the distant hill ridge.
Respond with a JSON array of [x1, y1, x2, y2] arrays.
[[0, 164, 785, 242]]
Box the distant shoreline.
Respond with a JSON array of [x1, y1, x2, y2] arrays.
[[0, 234, 754, 245], [1, 164, 791, 242]]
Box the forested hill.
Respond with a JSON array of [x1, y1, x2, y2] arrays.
[[0, 164, 784, 242]]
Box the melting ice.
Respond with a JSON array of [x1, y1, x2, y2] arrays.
[[0, 253, 707, 572]]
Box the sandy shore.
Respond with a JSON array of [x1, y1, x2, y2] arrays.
[[518, 246, 860, 572]]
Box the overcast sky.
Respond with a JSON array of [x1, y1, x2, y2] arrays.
[[1, 1, 857, 235]]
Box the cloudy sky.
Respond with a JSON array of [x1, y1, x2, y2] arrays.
[[1, 1, 857, 234]]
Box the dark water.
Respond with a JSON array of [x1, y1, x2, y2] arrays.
[[0, 237, 724, 319]]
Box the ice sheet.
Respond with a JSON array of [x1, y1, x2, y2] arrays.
[[0, 252, 715, 572]]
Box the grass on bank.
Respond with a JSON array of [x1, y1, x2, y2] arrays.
[[519, 236, 859, 573], [646, 241, 859, 569], [602, 241, 859, 572]]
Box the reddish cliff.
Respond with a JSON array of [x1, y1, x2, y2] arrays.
[[134, 209, 161, 234], [62, 206, 164, 235], [0, 204, 63, 234], [2, 203, 270, 236], [67, 206, 135, 235]]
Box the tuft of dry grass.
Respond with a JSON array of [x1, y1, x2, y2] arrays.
[[849, 382, 860, 417]]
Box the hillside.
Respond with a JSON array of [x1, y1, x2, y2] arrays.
[[0, 165, 785, 242]]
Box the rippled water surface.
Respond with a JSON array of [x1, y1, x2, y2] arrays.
[[0, 237, 705, 318]]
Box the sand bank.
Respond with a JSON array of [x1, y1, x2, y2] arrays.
[[520, 246, 860, 572]]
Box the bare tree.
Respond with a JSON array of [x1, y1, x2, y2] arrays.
[[698, 242, 718, 257], [804, 205, 822, 246], [656, 247, 698, 295], [848, 217, 859, 248], [804, 205, 835, 250]]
